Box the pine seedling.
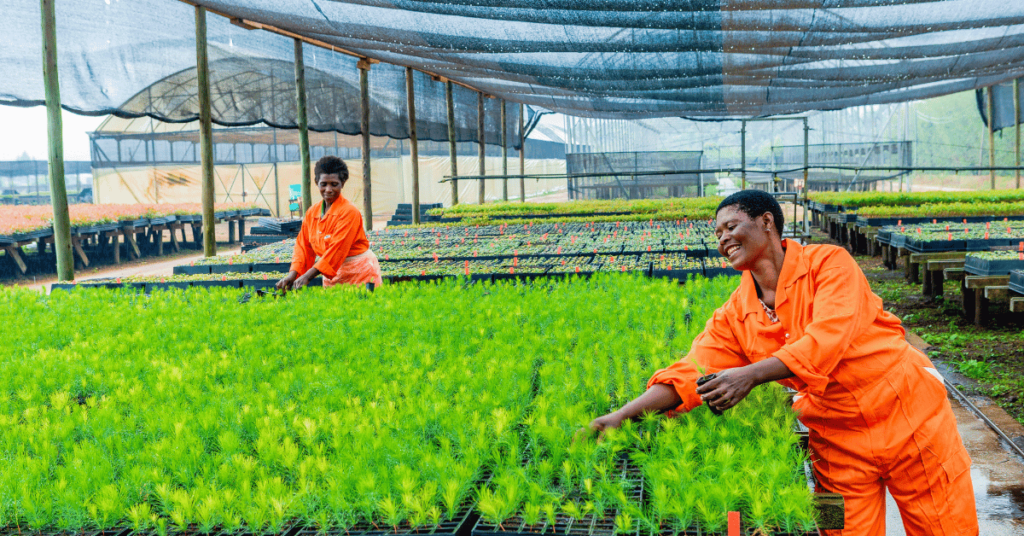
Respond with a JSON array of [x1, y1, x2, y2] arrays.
[[613, 512, 633, 535], [441, 479, 462, 520], [378, 496, 405, 532]]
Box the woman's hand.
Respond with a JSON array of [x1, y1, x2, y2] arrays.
[[288, 267, 321, 292], [587, 411, 626, 440], [293, 273, 313, 291], [695, 357, 794, 412], [696, 368, 757, 412], [275, 271, 298, 292]]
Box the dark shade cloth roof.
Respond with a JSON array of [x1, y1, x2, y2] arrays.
[[2, 0, 1023, 139]]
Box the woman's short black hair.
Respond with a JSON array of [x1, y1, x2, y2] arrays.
[[716, 190, 785, 236], [314, 156, 349, 186]]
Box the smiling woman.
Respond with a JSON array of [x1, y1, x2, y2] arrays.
[[589, 190, 980, 535], [276, 156, 383, 291]]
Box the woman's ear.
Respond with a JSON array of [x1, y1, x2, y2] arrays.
[[762, 212, 774, 233]]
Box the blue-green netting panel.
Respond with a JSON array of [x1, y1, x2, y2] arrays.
[[2, 0, 1024, 136]]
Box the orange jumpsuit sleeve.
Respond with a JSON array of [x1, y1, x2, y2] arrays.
[[289, 210, 317, 275], [773, 249, 875, 396], [311, 209, 363, 279], [647, 299, 752, 414]]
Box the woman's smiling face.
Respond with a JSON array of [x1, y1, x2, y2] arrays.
[[318, 173, 342, 204], [714, 205, 773, 271]]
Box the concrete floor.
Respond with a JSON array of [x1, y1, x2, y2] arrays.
[[881, 393, 1024, 535]]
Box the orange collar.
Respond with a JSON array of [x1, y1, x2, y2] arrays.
[[319, 195, 350, 218], [737, 239, 810, 319]]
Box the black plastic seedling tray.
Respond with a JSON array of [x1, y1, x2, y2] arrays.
[[193, 279, 243, 289], [174, 265, 213, 275], [210, 263, 252, 274], [473, 459, 641, 536], [965, 256, 1024, 276], [119, 218, 150, 228], [147, 282, 193, 291], [252, 262, 292, 273], [651, 268, 703, 282], [904, 237, 964, 253], [291, 502, 476, 536], [241, 279, 280, 291], [962, 238, 1013, 251], [853, 216, 933, 227]]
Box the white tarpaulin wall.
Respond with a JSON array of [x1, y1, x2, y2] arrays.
[[93, 156, 566, 220], [3, 0, 1024, 122]]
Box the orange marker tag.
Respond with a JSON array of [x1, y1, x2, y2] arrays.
[[728, 512, 740, 536]]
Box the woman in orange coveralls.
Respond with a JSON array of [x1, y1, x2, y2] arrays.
[[589, 190, 977, 535], [276, 156, 383, 291]]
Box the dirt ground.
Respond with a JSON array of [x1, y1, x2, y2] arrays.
[[811, 230, 1024, 427]]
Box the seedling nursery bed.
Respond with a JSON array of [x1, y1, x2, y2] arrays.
[[9, 273, 828, 536]]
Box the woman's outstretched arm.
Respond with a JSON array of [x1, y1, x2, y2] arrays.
[[588, 383, 681, 435]]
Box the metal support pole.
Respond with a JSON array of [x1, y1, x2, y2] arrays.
[[405, 67, 420, 224], [195, 5, 216, 257], [501, 99, 508, 201], [41, 0, 73, 280], [1015, 79, 1021, 189], [294, 39, 312, 211], [740, 120, 747, 190], [803, 117, 810, 237], [359, 60, 372, 230], [988, 86, 996, 189], [478, 92, 486, 204], [445, 80, 459, 206], [519, 103, 525, 202]]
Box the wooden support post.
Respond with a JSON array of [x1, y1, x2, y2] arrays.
[[988, 86, 996, 189], [195, 6, 216, 257], [501, 99, 508, 202], [238, 218, 245, 242], [359, 60, 372, 230], [519, 103, 526, 203], [153, 226, 164, 257], [962, 282, 976, 322], [975, 290, 987, 326], [106, 231, 121, 264], [930, 267, 945, 298], [405, 67, 421, 224], [40, 0, 74, 281], [169, 223, 181, 252], [228, 219, 236, 244], [445, 80, 459, 206], [126, 229, 141, 259], [478, 92, 486, 204], [1015, 78, 1021, 189], [4, 246, 27, 274], [294, 39, 312, 212]]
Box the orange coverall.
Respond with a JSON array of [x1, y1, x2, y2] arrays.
[[290, 195, 383, 287], [649, 240, 977, 535]]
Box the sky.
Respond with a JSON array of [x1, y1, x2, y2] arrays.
[[0, 106, 105, 162]]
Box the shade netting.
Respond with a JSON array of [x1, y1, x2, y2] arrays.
[[2, 0, 1023, 130]]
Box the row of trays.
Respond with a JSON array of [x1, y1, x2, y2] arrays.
[[175, 250, 727, 276], [57, 264, 742, 293], [1, 209, 271, 244]]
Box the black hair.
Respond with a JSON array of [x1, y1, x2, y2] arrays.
[[314, 156, 349, 186], [716, 190, 784, 236]]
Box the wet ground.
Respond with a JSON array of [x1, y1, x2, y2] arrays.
[[882, 394, 1024, 535]]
